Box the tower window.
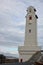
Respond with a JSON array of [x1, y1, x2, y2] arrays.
[[29, 29, 31, 33], [29, 16, 32, 20]]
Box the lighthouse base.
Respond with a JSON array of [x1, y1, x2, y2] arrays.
[[18, 46, 40, 62]]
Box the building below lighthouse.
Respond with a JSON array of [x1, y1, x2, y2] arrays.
[[18, 6, 40, 62]]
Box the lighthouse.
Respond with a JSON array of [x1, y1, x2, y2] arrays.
[[18, 6, 40, 62]]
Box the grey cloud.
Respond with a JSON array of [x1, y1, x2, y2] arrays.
[[0, 29, 24, 47], [0, 0, 43, 53]]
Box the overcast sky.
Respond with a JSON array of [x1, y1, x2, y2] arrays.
[[0, 0, 43, 56]]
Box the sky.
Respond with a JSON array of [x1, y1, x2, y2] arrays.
[[0, 0, 43, 57]]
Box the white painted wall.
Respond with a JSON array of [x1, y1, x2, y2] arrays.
[[18, 6, 40, 62], [24, 6, 37, 46]]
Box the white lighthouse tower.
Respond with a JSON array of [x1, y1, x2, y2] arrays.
[[18, 6, 40, 62]]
